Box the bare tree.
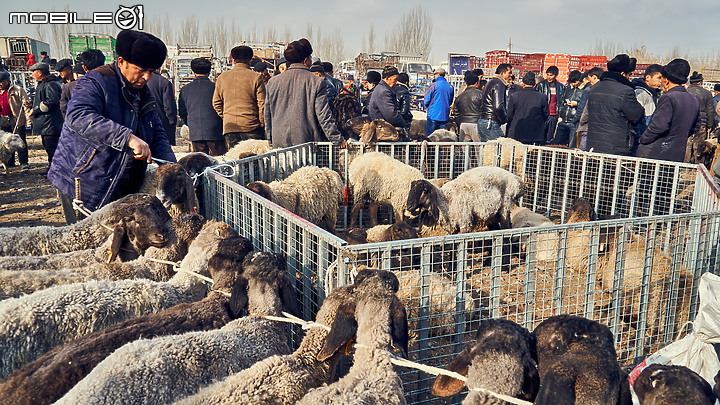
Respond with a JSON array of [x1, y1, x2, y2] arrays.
[[385, 6, 433, 57], [178, 15, 200, 44], [281, 25, 292, 42], [368, 25, 376, 53]]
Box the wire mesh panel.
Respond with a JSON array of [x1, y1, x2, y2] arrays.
[[693, 165, 720, 212]]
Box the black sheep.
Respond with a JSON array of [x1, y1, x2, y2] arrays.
[[634, 364, 716, 405]]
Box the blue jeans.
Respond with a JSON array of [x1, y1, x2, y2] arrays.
[[553, 122, 576, 146], [477, 119, 504, 141], [426, 118, 447, 136]]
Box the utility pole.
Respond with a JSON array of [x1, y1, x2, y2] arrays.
[[508, 37, 512, 54]]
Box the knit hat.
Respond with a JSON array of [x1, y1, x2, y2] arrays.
[[284, 38, 313, 64], [0, 70, 9, 81], [253, 61, 269, 72], [522, 71, 536, 86], [382, 65, 399, 78], [116, 30, 167, 70], [689, 71, 704, 84], [661, 59, 690, 85], [607, 54, 633, 73]]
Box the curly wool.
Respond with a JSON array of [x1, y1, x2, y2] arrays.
[[223, 139, 272, 160], [0, 131, 25, 170]]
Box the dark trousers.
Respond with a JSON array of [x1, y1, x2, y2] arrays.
[[57, 189, 85, 225], [225, 128, 265, 150], [425, 118, 447, 136], [192, 140, 228, 156], [545, 115, 559, 143], [553, 122, 576, 146], [0, 116, 28, 165], [41, 134, 60, 165]]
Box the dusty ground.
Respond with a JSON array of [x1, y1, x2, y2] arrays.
[[0, 135, 191, 228]]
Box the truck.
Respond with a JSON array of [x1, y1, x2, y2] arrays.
[[68, 33, 117, 63], [0, 36, 50, 70], [232, 41, 288, 72], [167, 44, 213, 95]]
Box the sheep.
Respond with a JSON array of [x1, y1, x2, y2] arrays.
[[428, 129, 458, 142], [406, 166, 525, 234], [409, 118, 426, 140], [55, 251, 294, 405], [345, 115, 372, 139], [510, 204, 554, 229], [480, 137, 524, 171], [0, 236, 253, 405], [0, 130, 25, 172], [297, 269, 409, 405], [359, 119, 400, 143], [431, 319, 539, 404], [0, 193, 171, 256], [0, 220, 250, 378], [0, 214, 207, 299], [246, 165, 344, 233], [175, 282, 359, 404], [177, 152, 219, 178], [155, 163, 199, 215], [533, 315, 629, 405], [349, 151, 426, 227], [690, 137, 718, 170], [633, 364, 716, 405], [223, 139, 272, 161]]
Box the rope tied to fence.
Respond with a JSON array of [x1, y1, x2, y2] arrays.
[[190, 162, 237, 187], [71, 199, 115, 232], [264, 313, 533, 405]]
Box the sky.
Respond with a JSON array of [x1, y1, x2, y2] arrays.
[[3, 0, 719, 66]]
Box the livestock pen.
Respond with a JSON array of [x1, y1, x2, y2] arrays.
[[200, 141, 720, 404]]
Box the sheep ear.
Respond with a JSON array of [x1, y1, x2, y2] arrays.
[[390, 297, 409, 358], [533, 370, 576, 405], [279, 274, 300, 317], [109, 219, 127, 263], [228, 276, 248, 318], [360, 122, 376, 144], [520, 361, 540, 401], [431, 347, 472, 397], [184, 168, 198, 214], [317, 302, 357, 362]]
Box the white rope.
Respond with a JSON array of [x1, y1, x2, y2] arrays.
[[170, 265, 231, 298], [144, 257, 181, 267], [262, 311, 331, 331], [72, 199, 114, 232], [191, 163, 237, 187]]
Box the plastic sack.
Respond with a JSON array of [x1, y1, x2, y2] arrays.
[[629, 272, 720, 388]]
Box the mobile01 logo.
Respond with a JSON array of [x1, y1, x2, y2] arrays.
[[9, 5, 144, 30]]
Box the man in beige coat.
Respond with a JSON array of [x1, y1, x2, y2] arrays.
[[213, 45, 265, 149], [0, 70, 31, 167]]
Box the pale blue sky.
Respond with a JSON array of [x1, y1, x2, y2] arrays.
[[3, 0, 719, 65]]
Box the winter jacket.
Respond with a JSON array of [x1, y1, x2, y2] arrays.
[[1, 84, 31, 132], [264, 63, 343, 148], [213, 62, 265, 134], [557, 84, 584, 122], [687, 84, 716, 130], [178, 76, 223, 142], [47, 63, 176, 211], [632, 78, 661, 116], [31, 74, 63, 135], [585, 71, 644, 156], [147, 74, 178, 144], [60, 80, 78, 118], [392, 82, 413, 126], [636, 86, 700, 162], [714, 93, 720, 124], [424, 76, 454, 121], [479, 75, 509, 125], [506, 87, 549, 144], [535, 79, 565, 115], [450, 86, 483, 124], [369, 80, 407, 128], [572, 83, 592, 125]]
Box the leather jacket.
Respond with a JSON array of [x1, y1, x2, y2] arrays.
[[392, 82, 413, 126], [478, 76, 508, 124], [451, 86, 483, 124]]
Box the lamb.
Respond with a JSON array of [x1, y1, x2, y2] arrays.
[[0, 235, 252, 405], [155, 163, 199, 215], [690, 137, 718, 170], [345, 115, 372, 139], [349, 151, 426, 227], [481, 137, 524, 171], [223, 139, 272, 161], [0, 214, 207, 299], [333, 93, 362, 139], [175, 281, 359, 404], [359, 119, 400, 143], [54, 250, 295, 405], [0, 130, 25, 172], [406, 166, 525, 234], [510, 204, 554, 228], [428, 129, 458, 142], [533, 315, 629, 405], [0, 193, 171, 256], [0, 220, 250, 378], [177, 152, 219, 178], [431, 319, 539, 404], [297, 269, 409, 405], [345, 222, 419, 270], [633, 364, 716, 405], [246, 165, 344, 233]]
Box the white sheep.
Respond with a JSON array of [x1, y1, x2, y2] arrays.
[[222, 139, 272, 161], [0, 131, 25, 172], [175, 283, 358, 405], [298, 269, 408, 405], [55, 251, 294, 405], [0, 220, 249, 378], [0, 193, 172, 257], [348, 151, 426, 227], [510, 204, 554, 229], [246, 165, 344, 233], [406, 166, 526, 234], [481, 137, 524, 171], [427, 129, 458, 142]]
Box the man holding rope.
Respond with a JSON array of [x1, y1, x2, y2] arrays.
[[48, 30, 176, 224]]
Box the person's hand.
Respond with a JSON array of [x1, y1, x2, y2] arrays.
[[23, 100, 31, 108], [338, 139, 348, 149], [128, 134, 152, 163], [557, 117, 563, 123]]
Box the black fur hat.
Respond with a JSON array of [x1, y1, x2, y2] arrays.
[[607, 54, 634, 73], [661, 59, 690, 85], [689, 71, 704, 84], [522, 71, 536, 86], [116, 30, 167, 70], [284, 38, 313, 64]]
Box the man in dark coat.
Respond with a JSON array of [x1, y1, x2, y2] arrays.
[[685, 71, 716, 162], [636, 59, 700, 162], [450, 70, 483, 142], [506, 72, 549, 145], [585, 54, 644, 156], [28, 62, 63, 166], [60, 49, 106, 118], [535, 66, 565, 142], [147, 70, 178, 145], [368, 65, 407, 128], [392, 72, 413, 129], [48, 30, 175, 223], [179, 58, 225, 156], [478, 63, 512, 141]]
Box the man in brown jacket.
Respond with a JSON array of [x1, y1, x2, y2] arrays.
[[213, 45, 265, 149], [0, 70, 31, 167]]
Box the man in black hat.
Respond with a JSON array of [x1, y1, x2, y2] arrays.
[[585, 54, 644, 156], [506, 71, 549, 145], [60, 49, 106, 118], [368, 65, 407, 129], [40, 51, 50, 65], [147, 68, 178, 146], [179, 58, 225, 156], [310, 63, 337, 108], [253, 61, 271, 83], [636, 59, 700, 162], [686, 71, 715, 160], [48, 30, 176, 222], [54, 59, 75, 85], [28, 62, 63, 167]]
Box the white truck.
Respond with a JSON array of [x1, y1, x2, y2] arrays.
[[167, 44, 213, 95]]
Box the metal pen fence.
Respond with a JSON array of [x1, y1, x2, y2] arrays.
[[203, 141, 720, 404]]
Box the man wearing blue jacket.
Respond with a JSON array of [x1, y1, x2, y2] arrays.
[[48, 30, 176, 223], [424, 68, 454, 136]]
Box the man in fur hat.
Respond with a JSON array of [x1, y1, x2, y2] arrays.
[[48, 30, 176, 223]]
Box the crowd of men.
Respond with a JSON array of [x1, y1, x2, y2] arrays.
[[2, 29, 718, 225]]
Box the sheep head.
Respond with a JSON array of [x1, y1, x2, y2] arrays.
[[345, 116, 372, 137], [372, 119, 399, 142], [240, 251, 299, 318], [246, 181, 275, 202], [386, 221, 419, 241], [692, 138, 717, 170], [566, 197, 596, 223], [345, 228, 368, 245], [634, 364, 715, 405], [155, 163, 197, 214], [178, 152, 219, 178], [1, 132, 25, 153], [106, 194, 173, 261], [406, 179, 442, 228], [206, 235, 254, 318], [533, 315, 615, 365]]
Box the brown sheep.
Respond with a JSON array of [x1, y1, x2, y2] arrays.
[[359, 119, 400, 144]]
